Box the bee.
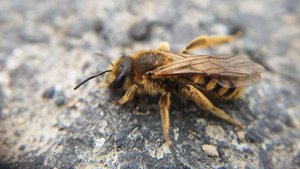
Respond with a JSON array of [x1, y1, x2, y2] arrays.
[[74, 34, 264, 146]]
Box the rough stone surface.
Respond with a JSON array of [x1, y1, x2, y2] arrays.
[[0, 0, 300, 169]]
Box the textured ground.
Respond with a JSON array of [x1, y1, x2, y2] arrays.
[[0, 0, 300, 169]]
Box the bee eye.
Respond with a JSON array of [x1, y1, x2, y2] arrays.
[[109, 73, 125, 89], [109, 57, 132, 89]]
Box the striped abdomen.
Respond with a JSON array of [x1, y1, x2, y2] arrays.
[[191, 75, 244, 101]]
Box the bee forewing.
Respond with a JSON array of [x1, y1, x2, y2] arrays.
[[151, 53, 264, 87]]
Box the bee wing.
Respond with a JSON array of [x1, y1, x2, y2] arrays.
[[150, 54, 265, 87]]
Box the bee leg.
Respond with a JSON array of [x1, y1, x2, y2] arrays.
[[181, 34, 239, 53], [181, 85, 243, 129], [119, 84, 138, 104], [159, 92, 171, 146], [158, 41, 170, 51]]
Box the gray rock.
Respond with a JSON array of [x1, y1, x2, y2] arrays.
[[0, 0, 300, 169], [53, 90, 66, 107]]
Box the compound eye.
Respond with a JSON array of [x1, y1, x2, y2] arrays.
[[109, 57, 131, 89], [109, 73, 125, 89]]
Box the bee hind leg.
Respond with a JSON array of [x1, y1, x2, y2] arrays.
[[119, 84, 138, 104], [181, 34, 239, 53], [159, 92, 172, 146], [180, 85, 243, 129]]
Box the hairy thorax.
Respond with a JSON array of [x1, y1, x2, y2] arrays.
[[130, 50, 170, 95]]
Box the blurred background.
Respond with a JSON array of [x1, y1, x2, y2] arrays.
[[0, 0, 299, 168]]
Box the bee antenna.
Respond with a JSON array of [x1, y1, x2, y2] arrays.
[[74, 70, 112, 90], [95, 52, 114, 66]]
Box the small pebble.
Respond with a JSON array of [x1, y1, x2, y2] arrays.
[[42, 86, 55, 99], [237, 130, 245, 141], [94, 138, 106, 149], [196, 118, 207, 126], [53, 90, 66, 106], [55, 120, 67, 131], [202, 144, 219, 157], [236, 143, 250, 152], [129, 20, 151, 41], [19, 144, 26, 151], [282, 114, 294, 127], [14, 130, 21, 137], [67, 99, 79, 108], [245, 127, 264, 143]]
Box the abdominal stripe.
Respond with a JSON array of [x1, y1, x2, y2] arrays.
[[223, 87, 236, 97]]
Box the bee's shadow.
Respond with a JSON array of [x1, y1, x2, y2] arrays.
[[106, 91, 255, 132]]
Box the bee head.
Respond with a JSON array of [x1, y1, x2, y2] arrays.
[[109, 56, 132, 89], [74, 56, 132, 91]]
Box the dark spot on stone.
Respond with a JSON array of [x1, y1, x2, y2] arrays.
[[0, 162, 12, 169], [244, 164, 254, 169], [270, 122, 283, 133], [93, 19, 103, 33], [54, 120, 67, 131], [245, 127, 264, 143], [34, 156, 45, 166], [14, 130, 22, 137], [281, 114, 295, 127], [228, 25, 244, 36], [129, 20, 152, 41], [293, 151, 300, 166], [81, 61, 91, 73], [19, 144, 26, 151], [259, 149, 273, 169], [42, 86, 55, 99], [217, 166, 226, 169], [53, 90, 66, 106], [264, 141, 274, 151]]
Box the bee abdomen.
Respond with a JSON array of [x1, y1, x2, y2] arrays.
[[193, 76, 243, 100], [221, 87, 243, 100]]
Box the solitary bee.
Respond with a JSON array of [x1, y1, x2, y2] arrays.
[[74, 34, 264, 146]]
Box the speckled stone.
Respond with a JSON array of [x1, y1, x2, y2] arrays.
[[0, 0, 299, 168]]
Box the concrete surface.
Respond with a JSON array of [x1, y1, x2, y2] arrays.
[[0, 0, 300, 168]]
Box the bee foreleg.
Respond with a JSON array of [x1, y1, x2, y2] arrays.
[[159, 92, 171, 146], [119, 84, 138, 104], [181, 85, 243, 128], [181, 34, 239, 53], [158, 41, 170, 51]]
